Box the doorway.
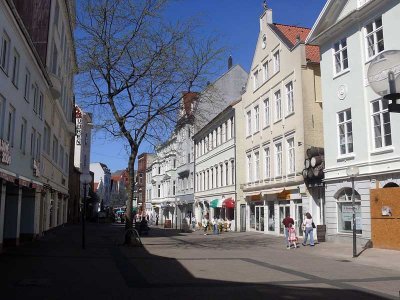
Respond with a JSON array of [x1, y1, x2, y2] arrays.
[[279, 203, 290, 234], [255, 206, 264, 232], [294, 201, 303, 237], [267, 202, 275, 232]]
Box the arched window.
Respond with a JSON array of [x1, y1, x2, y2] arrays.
[[336, 188, 362, 234], [383, 182, 399, 188]]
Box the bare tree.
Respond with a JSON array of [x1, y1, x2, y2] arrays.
[[76, 0, 224, 241]]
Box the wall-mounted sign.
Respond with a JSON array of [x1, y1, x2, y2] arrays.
[[277, 190, 291, 200], [76, 118, 82, 145], [0, 139, 11, 165], [382, 206, 392, 216], [33, 159, 41, 177]]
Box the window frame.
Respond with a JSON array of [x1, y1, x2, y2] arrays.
[[246, 110, 252, 136], [364, 17, 384, 61], [286, 136, 295, 175], [11, 49, 20, 87], [274, 90, 282, 122], [254, 105, 260, 133], [273, 50, 280, 74], [0, 31, 10, 74], [264, 145, 271, 179], [371, 98, 392, 149], [333, 38, 349, 75], [274, 140, 283, 177], [285, 82, 294, 115], [337, 109, 354, 156]]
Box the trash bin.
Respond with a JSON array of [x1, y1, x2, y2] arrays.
[[317, 225, 326, 242]]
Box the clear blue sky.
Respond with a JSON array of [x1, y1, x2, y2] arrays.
[[86, 0, 327, 172]]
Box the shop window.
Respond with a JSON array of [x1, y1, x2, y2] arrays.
[[336, 188, 362, 234]]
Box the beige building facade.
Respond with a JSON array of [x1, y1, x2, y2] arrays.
[[235, 8, 323, 237]]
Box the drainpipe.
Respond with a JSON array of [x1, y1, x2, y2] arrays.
[[234, 111, 238, 232]]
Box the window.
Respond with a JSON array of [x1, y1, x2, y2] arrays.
[[158, 165, 161, 174], [219, 164, 223, 186], [264, 146, 270, 179], [52, 135, 59, 163], [230, 117, 234, 138], [173, 159, 176, 168], [254, 106, 260, 132], [274, 90, 282, 121], [231, 160, 235, 185], [1, 32, 10, 72], [216, 166, 219, 187], [59, 146, 65, 169], [275, 141, 282, 177], [365, 17, 384, 59], [263, 61, 269, 82], [43, 123, 51, 154], [30, 128, 36, 157], [273, 50, 280, 73], [246, 111, 252, 136], [222, 123, 226, 143], [24, 70, 31, 101], [11, 50, 20, 86], [253, 70, 259, 90], [287, 137, 295, 174], [187, 152, 191, 163], [337, 188, 362, 234], [20, 118, 27, 153], [254, 151, 260, 181], [264, 98, 270, 127], [225, 162, 229, 185], [211, 168, 214, 189], [51, 44, 58, 74], [0, 95, 5, 139], [32, 83, 39, 113], [36, 133, 41, 160], [54, 1, 60, 26], [6, 105, 16, 147], [333, 39, 348, 74], [338, 109, 353, 155], [247, 154, 252, 182], [157, 185, 161, 197], [173, 181, 176, 195], [371, 99, 391, 148], [64, 154, 69, 173], [286, 82, 294, 114]]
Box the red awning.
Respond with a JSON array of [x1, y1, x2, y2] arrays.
[[222, 198, 235, 208]]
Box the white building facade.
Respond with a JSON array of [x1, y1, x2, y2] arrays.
[[194, 103, 237, 231], [236, 8, 323, 237], [307, 0, 400, 246], [0, 0, 76, 250]]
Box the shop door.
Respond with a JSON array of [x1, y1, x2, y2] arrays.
[[279, 204, 290, 234], [240, 204, 246, 232], [267, 202, 275, 232], [255, 206, 264, 231], [294, 202, 303, 237]]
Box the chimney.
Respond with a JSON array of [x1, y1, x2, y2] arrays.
[[228, 55, 233, 70], [296, 34, 301, 44]]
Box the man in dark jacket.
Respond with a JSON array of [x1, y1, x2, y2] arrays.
[[282, 215, 294, 249]]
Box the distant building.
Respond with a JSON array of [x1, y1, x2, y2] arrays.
[[90, 163, 111, 210], [110, 169, 129, 208], [137, 153, 155, 214]]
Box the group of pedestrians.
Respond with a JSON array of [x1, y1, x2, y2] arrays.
[[282, 212, 315, 249], [201, 216, 231, 235]]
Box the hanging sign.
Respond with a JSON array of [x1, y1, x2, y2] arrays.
[[0, 139, 11, 165], [76, 118, 82, 145]]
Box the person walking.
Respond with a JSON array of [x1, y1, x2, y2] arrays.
[[282, 214, 294, 249], [302, 212, 315, 246], [287, 223, 298, 249], [155, 213, 159, 226], [202, 216, 208, 235], [191, 216, 196, 231]]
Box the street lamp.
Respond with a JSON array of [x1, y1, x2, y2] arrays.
[[80, 173, 92, 249], [346, 165, 359, 258], [367, 50, 400, 112]]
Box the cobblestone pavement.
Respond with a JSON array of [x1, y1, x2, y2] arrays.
[[0, 223, 399, 300]]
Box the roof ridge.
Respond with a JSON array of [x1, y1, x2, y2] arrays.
[[273, 22, 311, 30]]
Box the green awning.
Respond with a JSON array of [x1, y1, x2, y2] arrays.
[[210, 199, 222, 208]]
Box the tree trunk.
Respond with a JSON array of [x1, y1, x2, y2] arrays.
[[124, 149, 137, 245]]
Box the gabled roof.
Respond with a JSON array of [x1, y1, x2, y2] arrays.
[[270, 23, 320, 63]]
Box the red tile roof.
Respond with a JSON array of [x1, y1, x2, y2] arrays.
[[273, 24, 320, 63]]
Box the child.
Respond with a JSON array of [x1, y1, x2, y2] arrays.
[[287, 223, 298, 249]]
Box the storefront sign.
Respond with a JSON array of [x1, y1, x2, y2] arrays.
[[277, 190, 291, 200], [76, 118, 82, 145], [249, 194, 261, 201], [0, 139, 11, 165]]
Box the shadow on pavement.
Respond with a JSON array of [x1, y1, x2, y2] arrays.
[[0, 223, 392, 300]]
